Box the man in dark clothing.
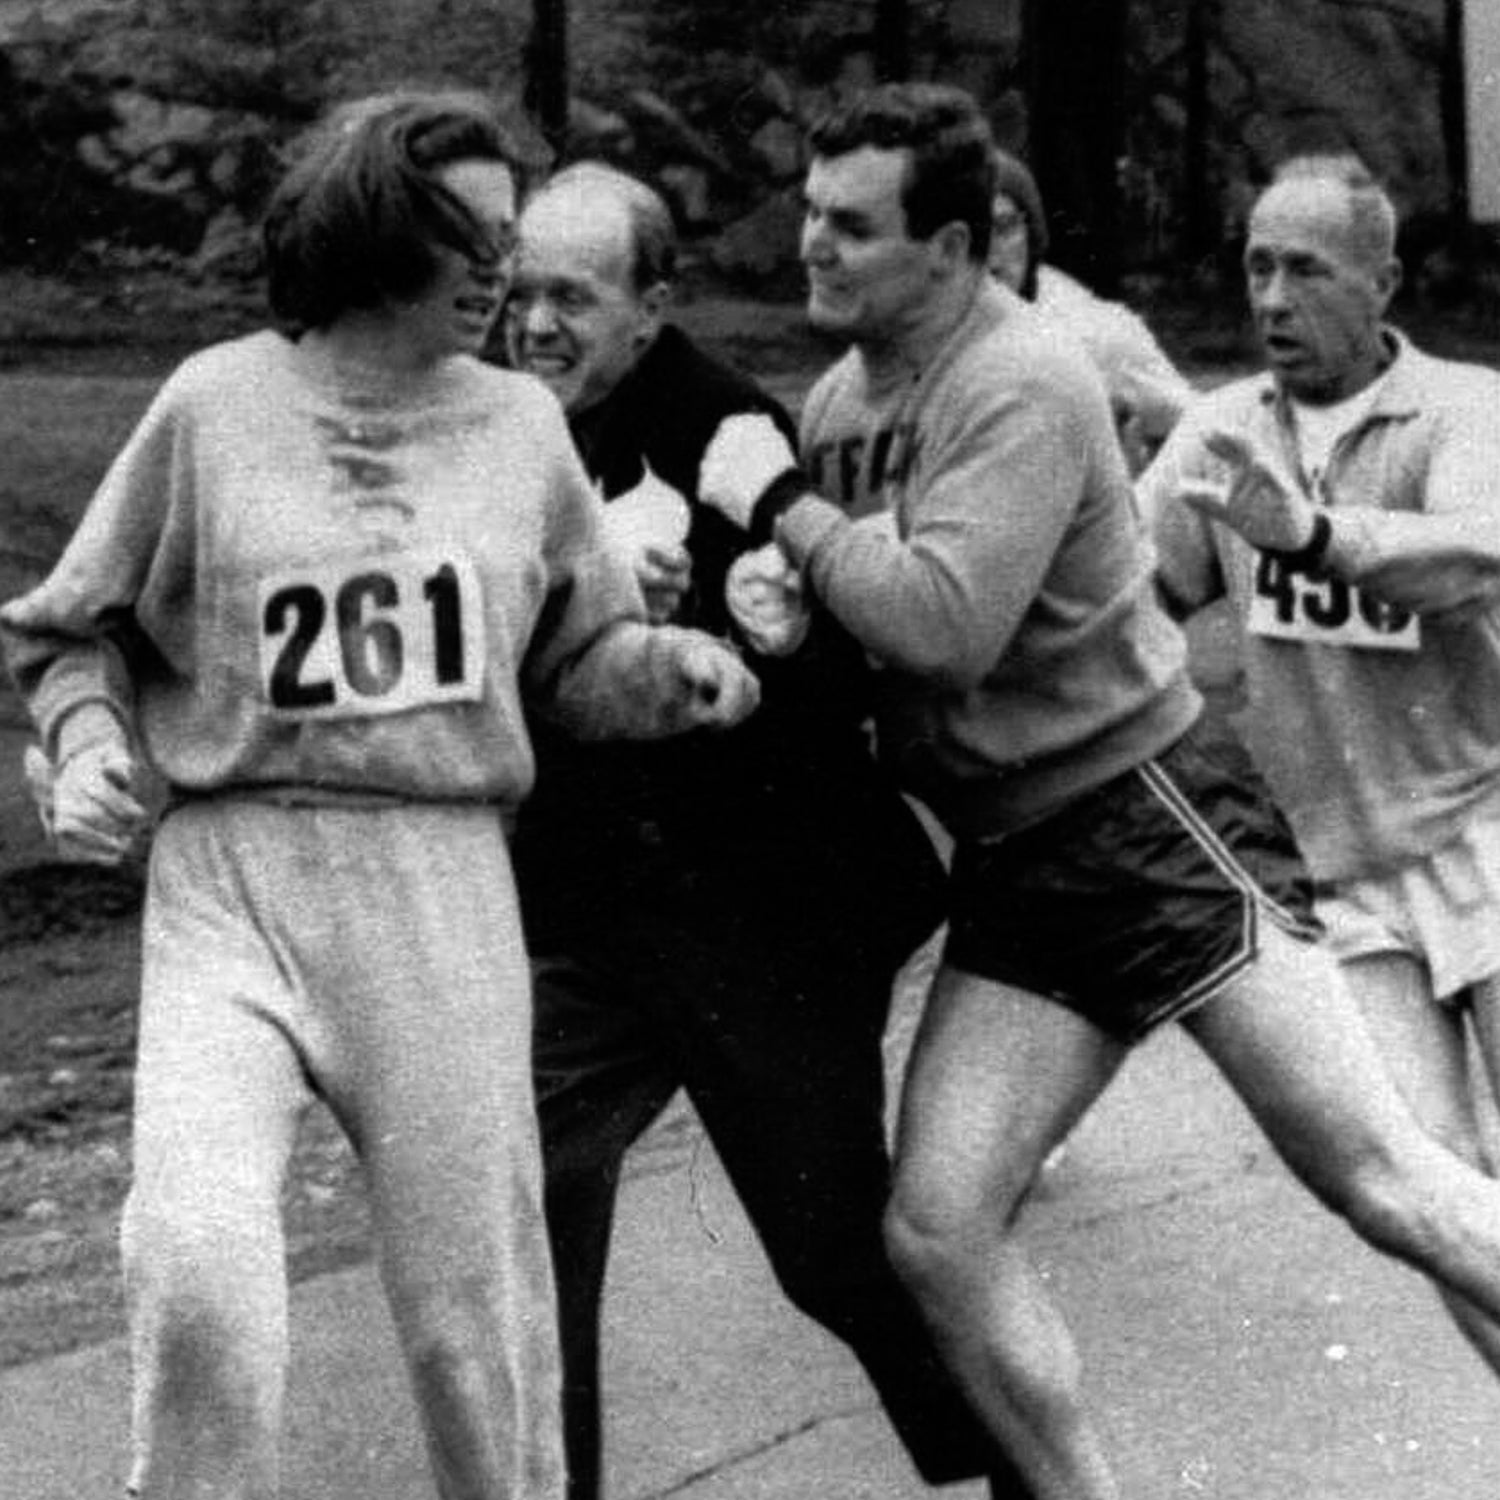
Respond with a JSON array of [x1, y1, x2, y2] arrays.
[[501, 161, 1028, 1499]]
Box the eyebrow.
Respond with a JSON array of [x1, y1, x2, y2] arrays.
[[810, 198, 878, 234]]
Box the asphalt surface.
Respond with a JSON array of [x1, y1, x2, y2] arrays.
[[5, 1000, 1500, 1500]]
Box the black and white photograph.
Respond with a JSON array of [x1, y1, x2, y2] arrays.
[[3, 3, 1500, 1496]]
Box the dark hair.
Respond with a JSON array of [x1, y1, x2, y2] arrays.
[[807, 83, 997, 262], [531, 161, 678, 291], [264, 90, 526, 330], [989, 148, 1048, 300]]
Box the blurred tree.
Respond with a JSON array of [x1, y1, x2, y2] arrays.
[[1022, 0, 1128, 290], [526, 0, 569, 153], [99, 0, 348, 119], [1180, 0, 1217, 263], [1439, 0, 1469, 235], [873, 0, 911, 80]]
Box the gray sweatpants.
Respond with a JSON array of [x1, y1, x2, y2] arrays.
[[122, 797, 563, 1499]]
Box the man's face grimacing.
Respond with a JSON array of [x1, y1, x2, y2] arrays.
[[505, 189, 662, 415], [1243, 177, 1400, 405], [800, 146, 944, 348]]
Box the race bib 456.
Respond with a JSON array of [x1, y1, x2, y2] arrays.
[[1248, 552, 1420, 652], [258, 550, 485, 718]]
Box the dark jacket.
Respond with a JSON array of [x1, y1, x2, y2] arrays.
[[514, 325, 945, 974]]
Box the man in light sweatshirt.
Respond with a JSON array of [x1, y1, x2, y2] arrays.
[[1142, 152, 1500, 1382], [698, 80, 1500, 1500]]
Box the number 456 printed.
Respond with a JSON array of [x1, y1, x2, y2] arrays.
[[1248, 552, 1420, 653], [258, 550, 485, 719]]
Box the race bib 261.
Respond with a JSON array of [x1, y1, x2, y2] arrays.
[[1248, 552, 1420, 652], [258, 550, 485, 718]]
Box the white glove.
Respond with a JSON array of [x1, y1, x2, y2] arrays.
[[697, 413, 801, 530], [27, 739, 149, 865], [601, 463, 693, 624], [1176, 429, 1321, 554], [662, 630, 761, 730], [726, 543, 810, 657]]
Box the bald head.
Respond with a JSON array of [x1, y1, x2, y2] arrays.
[[526, 162, 678, 291], [506, 162, 676, 413], [1251, 157, 1398, 281], [1243, 157, 1401, 403]]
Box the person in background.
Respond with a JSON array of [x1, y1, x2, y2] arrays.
[[989, 147, 1194, 472], [698, 81, 1500, 1500], [1, 92, 756, 1500], [501, 160, 1030, 1500], [1142, 151, 1500, 1379]]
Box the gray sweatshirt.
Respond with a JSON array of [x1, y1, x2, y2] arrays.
[[777, 280, 1200, 837]]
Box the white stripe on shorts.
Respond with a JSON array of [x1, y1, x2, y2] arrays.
[[1132, 755, 1315, 1022]]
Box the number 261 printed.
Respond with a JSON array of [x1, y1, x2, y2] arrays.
[[258, 551, 485, 719]]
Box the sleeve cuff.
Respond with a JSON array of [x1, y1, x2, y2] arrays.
[[749, 467, 815, 547], [1266, 510, 1332, 573], [53, 700, 130, 766]]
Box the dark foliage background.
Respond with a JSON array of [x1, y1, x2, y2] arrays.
[[0, 0, 1494, 321]]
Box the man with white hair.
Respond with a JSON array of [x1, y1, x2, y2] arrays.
[[1142, 152, 1500, 1378]]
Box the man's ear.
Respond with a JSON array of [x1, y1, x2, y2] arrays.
[[930, 221, 972, 277], [1372, 254, 1402, 311], [636, 280, 672, 343]]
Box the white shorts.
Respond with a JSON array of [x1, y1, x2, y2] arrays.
[[1317, 795, 1500, 1003]]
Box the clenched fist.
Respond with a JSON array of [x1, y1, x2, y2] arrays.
[[25, 739, 149, 865], [661, 629, 761, 729], [726, 543, 809, 657]]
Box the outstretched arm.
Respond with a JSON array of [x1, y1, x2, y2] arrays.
[[523, 441, 760, 741], [699, 385, 1091, 690], [1176, 425, 1500, 618], [539, 618, 759, 740]]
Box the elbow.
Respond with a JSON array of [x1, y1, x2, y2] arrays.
[[879, 593, 999, 688], [882, 628, 994, 690]]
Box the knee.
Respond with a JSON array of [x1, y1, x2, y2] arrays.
[[399, 1278, 524, 1416], [882, 1178, 997, 1314], [400, 1282, 566, 1498], [1317, 1137, 1439, 1259], [885, 1180, 1089, 1422], [407, 1321, 491, 1420], [123, 1189, 279, 1322], [124, 1249, 281, 1453]]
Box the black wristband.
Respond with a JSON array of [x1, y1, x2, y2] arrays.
[[1268, 510, 1332, 572], [749, 466, 814, 547]]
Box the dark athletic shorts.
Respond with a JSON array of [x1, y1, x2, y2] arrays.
[[943, 727, 1323, 1042]]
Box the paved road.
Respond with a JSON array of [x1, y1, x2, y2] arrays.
[[5, 1014, 1500, 1499]]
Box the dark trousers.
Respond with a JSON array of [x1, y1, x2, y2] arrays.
[[529, 848, 1027, 1500]]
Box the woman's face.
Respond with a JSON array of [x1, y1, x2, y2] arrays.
[[988, 191, 1031, 293], [395, 158, 518, 359]]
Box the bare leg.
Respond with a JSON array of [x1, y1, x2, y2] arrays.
[[1185, 927, 1500, 1326], [1347, 952, 1500, 1372], [886, 963, 1128, 1500]]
